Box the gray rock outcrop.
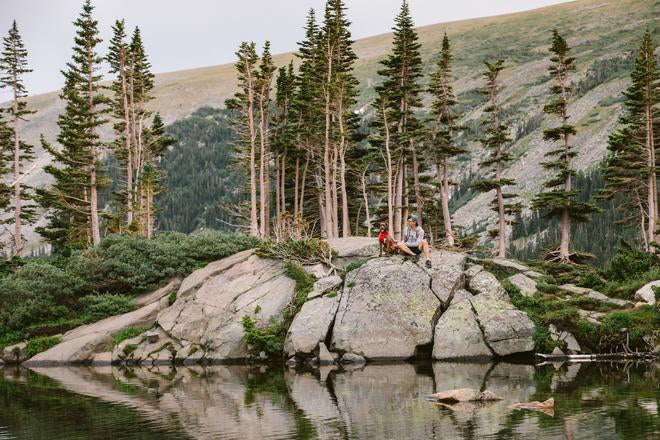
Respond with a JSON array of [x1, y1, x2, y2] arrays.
[[635, 280, 659, 305]]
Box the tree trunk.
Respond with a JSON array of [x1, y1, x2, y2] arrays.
[[338, 98, 350, 237], [381, 101, 394, 235], [281, 153, 286, 215], [646, 99, 657, 249], [12, 89, 22, 254], [411, 140, 423, 227], [438, 159, 455, 247], [299, 156, 309, 217], [361, 167, 371, 237], [275, 155, 281, 223], [120, 51, 133, 226], [294, 156, 299, 215], [393, 157, 403, 240]]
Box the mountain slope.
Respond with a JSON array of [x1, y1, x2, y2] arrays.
[[6, 0, 658, 249]]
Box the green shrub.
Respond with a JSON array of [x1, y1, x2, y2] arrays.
[[606, 240, 659, 282], [256, 238, 332, 265], [80, 294, 135, 323], [26, 336, 62, 358], [536, 283, 559, 294], [168, 290, 177, 306], [112, 326, 147, 348], [0, 331, 23, 351]]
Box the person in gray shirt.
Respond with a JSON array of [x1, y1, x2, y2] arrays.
[[396, 215, 432, 268]]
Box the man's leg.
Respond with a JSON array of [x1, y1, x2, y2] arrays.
[[397, 242, 416, 256], [420, 240, 430, 258]]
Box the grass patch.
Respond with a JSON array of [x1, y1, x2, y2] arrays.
[[111, 326, 148, 349], [242, 261, 316, 357], [168, 290, 177, 306], [25, 336, 62, 358], [339, 258, 367, 278]]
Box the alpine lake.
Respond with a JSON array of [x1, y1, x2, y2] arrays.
[[0, 360, 658, 440]]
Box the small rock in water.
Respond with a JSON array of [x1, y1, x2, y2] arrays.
[[317, 342, 334, 366], [428, 388, 502, 403], [509, 398, 555, 415], [340, 352, 366, 364], [285, 357, 297, 367], [258, 351, 268, 360], [551, 347, 565, 356]]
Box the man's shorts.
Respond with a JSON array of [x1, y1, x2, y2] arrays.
[[408, 246, 422, 255]]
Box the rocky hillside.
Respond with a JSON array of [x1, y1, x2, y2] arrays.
[[6, 0, 658, 247]]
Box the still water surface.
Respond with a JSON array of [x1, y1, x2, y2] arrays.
[[0, 361, 658, 439]]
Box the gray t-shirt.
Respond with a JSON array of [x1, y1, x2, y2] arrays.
[[403, 226, 424, 247]]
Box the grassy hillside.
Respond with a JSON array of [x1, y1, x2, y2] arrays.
[[6, 0, 659, 251]]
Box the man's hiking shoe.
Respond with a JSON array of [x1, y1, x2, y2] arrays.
[[425, 260, 432, 269]]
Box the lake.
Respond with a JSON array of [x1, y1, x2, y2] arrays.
[[0, 361, 658, 439]]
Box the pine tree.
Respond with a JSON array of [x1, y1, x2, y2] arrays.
[[107, 19, 134, 229], [140, 113, 175, 238], [374, 0, 424, 238], [256, 41, 276, 238], [38, 0, 110, 250], [0, 114, 12, 244], [601, 29, 659, 251], [0, 20, 36, 255], [225, 41, 260, 236], [316, 0, 359, 238], [428, 33, 465, 247], [472, 60, 521, 257], [531, 30, 599, 263], [128, 27, 155, 235], [292, 8, 322, 219]]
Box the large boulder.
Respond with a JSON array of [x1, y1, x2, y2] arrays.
[[284, 294, 341, 357], [308, 275, 342, 300], [635, 280, 659, 305], [470, 295, 535, 356], [432, 300, 492, 360], [327, 237, 379, 266], [331, 258, 440, 360], [145, 253, 296, 362], [1, 342, 28, 364], [560, 284, 634, 308]]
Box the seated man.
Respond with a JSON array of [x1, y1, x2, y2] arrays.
[[396, 215, 432, 268]]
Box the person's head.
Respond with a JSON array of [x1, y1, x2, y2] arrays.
[[407, 215, 418, 227]]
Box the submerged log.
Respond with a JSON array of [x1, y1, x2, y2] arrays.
[[536, 351, 657, 363]]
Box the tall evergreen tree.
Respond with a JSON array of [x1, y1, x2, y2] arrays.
[[38, 0, 110, 250], [107, 19, 134, 230], [473, 60, 521, 257], [0, 20, 36, 255], [140, 113, 175, 238], [225, 41, 260, 236], [0, 114, 12, 245], [317, 0, 359, 238], [374, 0, 424, 238], [428, 33, 465, 247], [531, 30, 599, 262], [601, 29, 659, 251], [293, 8, 322, 220], [256, 41, 275, 238]]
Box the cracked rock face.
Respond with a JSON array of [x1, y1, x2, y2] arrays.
[[330, 258, 441, 360], [149, 252, 295, 361], [433, 288, 535, 360]]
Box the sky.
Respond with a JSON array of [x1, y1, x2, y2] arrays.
[[1, 0, 574, 98]]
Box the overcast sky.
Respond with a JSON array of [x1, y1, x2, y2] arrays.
[[1, 0, 574, 98]]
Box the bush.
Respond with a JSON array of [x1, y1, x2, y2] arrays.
[[112, 326, 148, 348], [256, 238, 333, 265], [26, 336, 62, 358], [80, 294, 135, 323], [606, 241, 659, 282]]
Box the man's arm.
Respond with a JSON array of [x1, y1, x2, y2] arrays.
[[413, 228, 424, 247]]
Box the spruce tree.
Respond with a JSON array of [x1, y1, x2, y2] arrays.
[[531, 30, 599, 263], [256, 41, 275, 238], [292, 8, 322, 219], [38, 0, 110, 250], [107, 19, 134, 229], [0, 20, 36, 255], [0, 115, 12, 243], [317, 0, 359, 238], [428, 33, 465, 247], [140, 113, 175, 238], [472, 60, 521, 258], [374, 0, 424, 238], [225, 41, 260, 236], [602, 29, 659, 251]]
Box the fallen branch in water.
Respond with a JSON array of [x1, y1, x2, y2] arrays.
[[536, 351, 658, 363]]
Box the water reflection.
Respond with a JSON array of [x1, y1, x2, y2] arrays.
[[1, 360, 658, 440]]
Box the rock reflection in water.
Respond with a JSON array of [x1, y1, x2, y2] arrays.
[[1, 361, 658, 440]]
